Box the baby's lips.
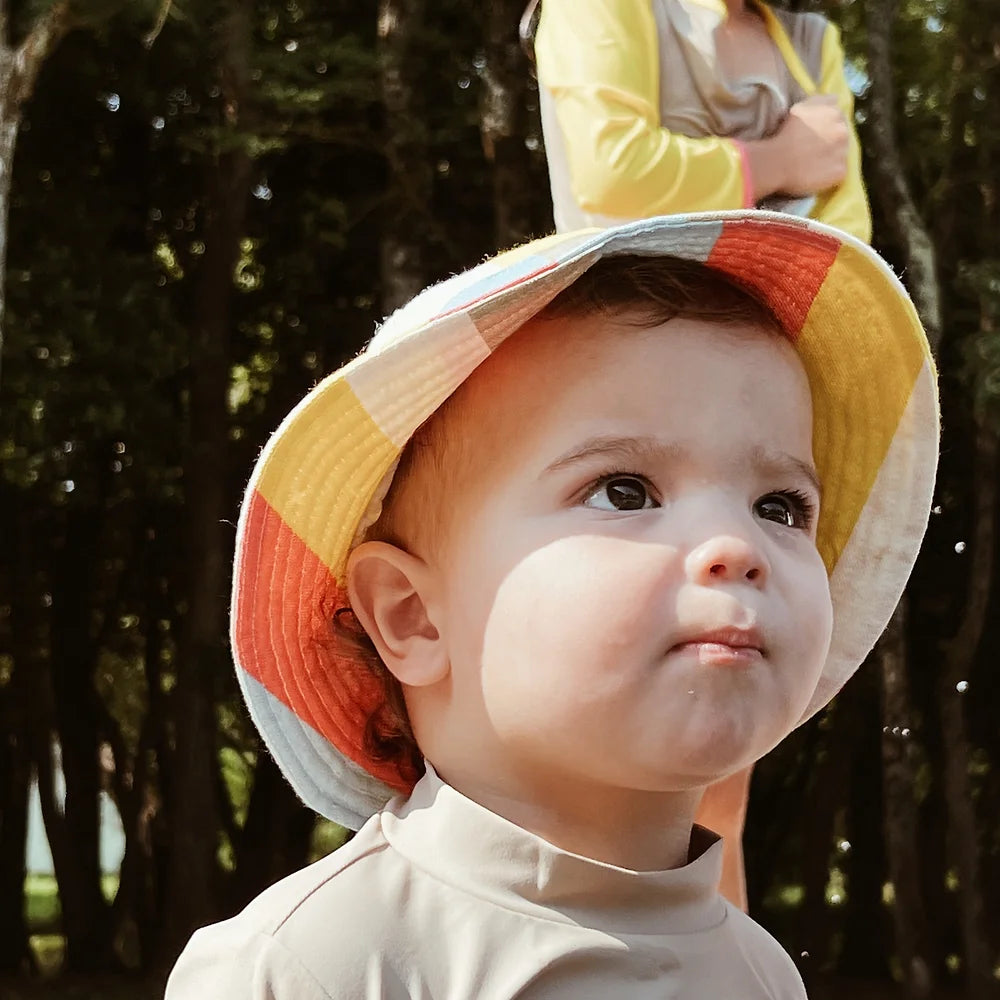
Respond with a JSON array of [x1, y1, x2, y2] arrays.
[[668, 623, 765, 655]]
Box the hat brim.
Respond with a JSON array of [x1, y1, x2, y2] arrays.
[[231, 211, 938, 827]]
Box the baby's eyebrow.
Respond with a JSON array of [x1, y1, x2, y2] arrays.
[[543, 436, 821, 496], [749, 447, 822, 497], [544, 435, 681, 474]]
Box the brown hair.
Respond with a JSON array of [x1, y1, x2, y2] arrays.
[[333, 254, 783, 779]]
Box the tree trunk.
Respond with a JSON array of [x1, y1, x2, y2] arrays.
[[0, 0, 74, 381], [878, 601, 934, 997], [862, 0, 941, 351], [0, 487, 38, 973], [160, 0, 256, 963], [791, 693, 856, 983], [0, 675, 31, 973], [378, 0, 431, 313], [840, 668, 889, 980], [862, 4, 950, 992], [939, 423, 998, 1000], [231, 753, 315, 912], [47, 504, 116, 971], [480, 0, 535, 249], [142, 523, 175, 963], [864, 3, 1000, 984], [106, 712, 155, 971]]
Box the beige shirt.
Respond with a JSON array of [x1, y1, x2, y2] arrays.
[[165, 766, 807, 999]]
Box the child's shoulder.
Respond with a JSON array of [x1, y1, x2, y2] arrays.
[[236, 820, 392, 936], [165, 814, 413, 999], [720, 900, 807, 999]]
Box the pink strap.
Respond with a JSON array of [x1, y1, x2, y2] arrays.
[[733, 140, 755, 209]]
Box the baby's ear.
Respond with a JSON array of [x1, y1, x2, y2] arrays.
[[346, 541, 449, 687]]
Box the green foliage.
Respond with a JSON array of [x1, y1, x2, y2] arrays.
[[309, 819, 351, 861], [958, 259, 1000, 424]]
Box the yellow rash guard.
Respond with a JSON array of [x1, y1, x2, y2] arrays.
[[535, 0, 871, 243]]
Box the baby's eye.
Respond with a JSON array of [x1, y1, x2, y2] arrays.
[[754, 491, 815, 529], [583, 476, 659, 512]]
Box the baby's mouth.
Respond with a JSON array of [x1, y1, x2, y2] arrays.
[[668, 626, 765, 666]]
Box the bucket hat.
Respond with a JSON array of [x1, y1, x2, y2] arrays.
[[231, 210, 939, 829]]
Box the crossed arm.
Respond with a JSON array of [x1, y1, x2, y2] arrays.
[[535, 0, 871, 242]]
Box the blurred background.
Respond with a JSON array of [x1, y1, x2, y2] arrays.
[[0, 0, 997, 997]]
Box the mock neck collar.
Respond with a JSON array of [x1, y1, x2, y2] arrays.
[[381, 765, 726, 935]]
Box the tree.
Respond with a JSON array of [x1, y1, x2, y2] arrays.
[[159, 0, 257, 960], [378, 0, 432, 312], [479, 0, 537, 248], [0, 0, 74, 383]]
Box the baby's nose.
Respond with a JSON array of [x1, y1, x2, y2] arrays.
[[685, 534, 770, 587]]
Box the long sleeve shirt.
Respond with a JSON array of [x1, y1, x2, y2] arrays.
[[535, 0, 871, 242], [165, 765, 807, 998]]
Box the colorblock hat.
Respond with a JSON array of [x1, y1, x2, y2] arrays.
[[231, 211, 939, 829]]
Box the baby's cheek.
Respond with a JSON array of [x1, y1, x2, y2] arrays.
[[791, 561, 833, 677], [481, 536, 670, 676]]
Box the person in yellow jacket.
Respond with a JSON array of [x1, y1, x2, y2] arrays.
[[534, 0, 872, 913], [534, 0, 871, 243]]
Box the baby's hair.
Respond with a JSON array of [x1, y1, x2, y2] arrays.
[[333, 254, 784, 781], [541, 253, 783, 332], [332, 606, 424, 782]]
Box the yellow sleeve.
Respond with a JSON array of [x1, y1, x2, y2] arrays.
[[810, 22, 872, 243], [535, 0, 749, 218]]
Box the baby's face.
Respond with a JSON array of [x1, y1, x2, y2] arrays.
[[414, 310, 832, 795]]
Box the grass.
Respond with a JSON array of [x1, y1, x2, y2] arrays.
[[26, 875, 120, 931], [0, 975, 164, 999], [23, 873, 122, 977], [10, 872, 164, 997], [24, 876, 61, 935]]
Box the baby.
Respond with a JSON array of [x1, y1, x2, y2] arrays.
[[166, 210, 937, 998]]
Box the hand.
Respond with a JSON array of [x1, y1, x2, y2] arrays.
[[744, 95, 849, 203], [772, 95, 850, 196]]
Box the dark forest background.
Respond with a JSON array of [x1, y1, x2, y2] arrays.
[[0, 0, 998, 997]]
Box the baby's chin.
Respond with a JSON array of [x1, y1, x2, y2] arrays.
[[626, 719, 789, 789]]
